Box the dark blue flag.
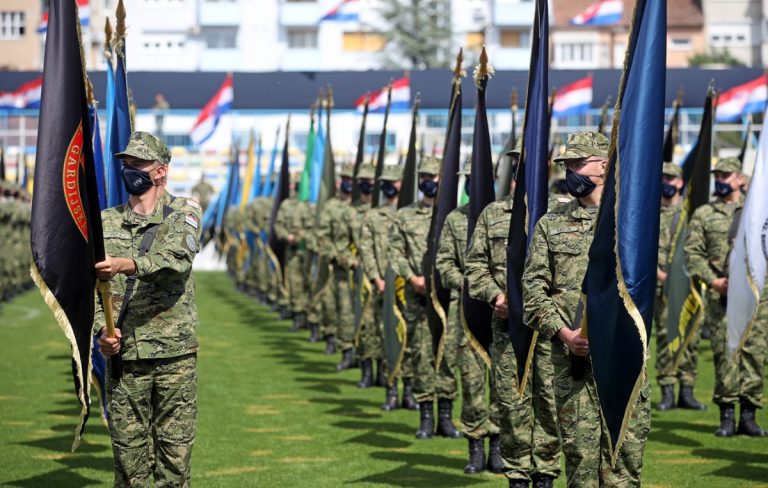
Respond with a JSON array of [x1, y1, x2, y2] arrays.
[[105, 29, 130, 207], [582, 0, 666, 459], [506, 0, 550, 389], [262, 126, 281, 198]]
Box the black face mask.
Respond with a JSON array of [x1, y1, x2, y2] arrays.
[[419, 179, 438, 198], [340, 180, 353, 194], [121, 165, 155, 196], [382, 181, 399, 198], [565, 169, 597, 198], [714, 180, 734, 197], [358, 180, 374, 195], [661, 182, 679, 199]]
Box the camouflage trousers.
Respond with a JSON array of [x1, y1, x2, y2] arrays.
[[335, 266, 356, 350], [457, 296, 500, 439], [405, 287, 457, 403], [284, 246, 309, 314], [654, 293, 698, 387], [709, 294, 767, 407], [551, 342, 650, 487], [357, 289, 384, 362], [106, 354, 197, 488], [490, 319, 561, 480]]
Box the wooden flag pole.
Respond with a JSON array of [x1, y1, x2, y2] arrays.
[[97, 281, 117, 338]]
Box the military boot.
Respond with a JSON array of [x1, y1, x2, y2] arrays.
[[290, 313, 304, 332], [308, 323, 320, 343], [715, 404, 736, 437], [357, 359, 374, 388], [401, 379, 418, 410], [375, 360, 386, 387], [279, 306, 291, 320], [336, 348, 355, 371], [435, 399, 461, 438], [381, 381, 399, 411], [487, 434, 504, 474], [532, 475, 555, 488], [737, 403, 768, 437], [677, 385, 707, 410], [324, 335, 337, 355], [415, 401, 434, 439], [656, 384, 676, 411], [463, 437, 485, 474]]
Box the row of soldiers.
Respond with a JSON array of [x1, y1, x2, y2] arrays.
[[221, 129, 766, 487], [0, 181, 33, 305]]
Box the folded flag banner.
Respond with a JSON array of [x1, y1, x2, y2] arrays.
[[582, 0, 666, 461], [716, 74, 768, 123], [38, 0, 89, 33], [0, 77, 43, 109], [726, 107, 768, 355], [355, 77, 410, 113], [30, 0, 105, 451], [320, 0, 359, 22], [190, 74, 234, 146], [571, 0, 623, 26], [552, 76, 592, 118]]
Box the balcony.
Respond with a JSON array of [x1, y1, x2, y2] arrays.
[[199, 2, 241, 26], [493, 0, 536, 26]]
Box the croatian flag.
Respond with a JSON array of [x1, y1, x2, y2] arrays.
[[552, 76, 593, 118], [355, 77, 410, 113], [38, 0, 90, 34], [571, 0, 623, 26], [716, 74, 768, 123], [0, 77, 43, 109], [190, 74, 234, 146], [320, 0, 359, 22]]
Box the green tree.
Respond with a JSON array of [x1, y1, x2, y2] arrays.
[[374, 0, 452, 69], [688, 48, 745, 68]]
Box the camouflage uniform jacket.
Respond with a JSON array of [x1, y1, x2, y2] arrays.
[[465, 196, 514, 305], [388, 200, 434, 281], [359, 203, 397, 282], [658, 201, 682, 273], [436, 204, 469, 294], [317, 197, 356, 268], [350, 200, 372, 258], [94, 192, 202, 360], [522, 198, 597, 339], [684, 196, 744, 284], [275, 197, 312, 246]]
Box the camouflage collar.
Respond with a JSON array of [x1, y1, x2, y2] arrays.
[[502, 193, 515, 212], [567, 199, 596, 220], [713, 193, 745, 211], [122, 191, 170, 226], [417, 200, 433, 212]]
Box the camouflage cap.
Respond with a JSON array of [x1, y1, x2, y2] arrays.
[[378, 164, 402, 182], [339, 163, 355, 178], [553, 130, 609, 163], [712, 156, 742, 174], [505, 136, 523, 156], [418, 155, 441, 176], [662, 162, 683, 178], [115, 131, 172, 165], [356, 164, 376, 180]]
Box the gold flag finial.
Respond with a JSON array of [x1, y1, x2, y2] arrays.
[[675, 85, 684, 107], [511, 87, 518, 108], [116, 0, 126, 37], [317, 86, 326, 108], [414, 91, 421, 106], [86, 77, 96, 106], [453, 48, 464, 77], [104, 18, 113, 52], [326, 84, 334, 109], [473, 46, 494, 87]]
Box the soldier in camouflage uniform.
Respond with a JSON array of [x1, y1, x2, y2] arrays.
[[275, 179, 314, 330], [466, 151, 561, 487], [0, 182, 32, 302], [190, 174, 214, 212], [685, 156, 767, 437], [389, 156, 461, 439], [316, 164, 356, 362], [522, 131, 650, 487], [655, 162, 705, 411], [358, 165, 418, 410], [349, 164, 379, 386], [437, 163, 503, 474], [95, 132, 201, 487]]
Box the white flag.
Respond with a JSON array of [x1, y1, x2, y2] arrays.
[[726, 109, 768, 355]]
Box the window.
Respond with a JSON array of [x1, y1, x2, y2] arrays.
[[670, 37, 691, 50], [364, 133, 397, 153], [0, 11, 25, 40], [555, 42, 594, 65], [203, 27, 237, 49], [466, 32, 484, 50], [287, 28, 318, 48], [342, 32, 385, 52], [500, 29, 528, 48]]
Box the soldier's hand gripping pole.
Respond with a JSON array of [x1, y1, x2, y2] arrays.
[[97, 279, 123, 379]]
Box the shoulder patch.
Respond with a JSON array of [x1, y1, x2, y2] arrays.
[[185, 214, 199, 229], [186, 233, 197, 252], [186, 198, 200, 210]]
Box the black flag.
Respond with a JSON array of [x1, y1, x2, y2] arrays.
[[0, 145, 5, 182], [495, 88, 518, 199], [463, 48, 496, 363], [30, 0, 105, 451], [267, 117, 291, 296], [372, 81, 394, 207], [351, 96, 369, 202], [663, 88, 683, 163]]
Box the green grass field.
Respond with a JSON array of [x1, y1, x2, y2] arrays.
[[0, 271, 766, 487]]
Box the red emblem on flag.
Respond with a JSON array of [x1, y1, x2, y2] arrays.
[[62, 121, 88, 241]]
